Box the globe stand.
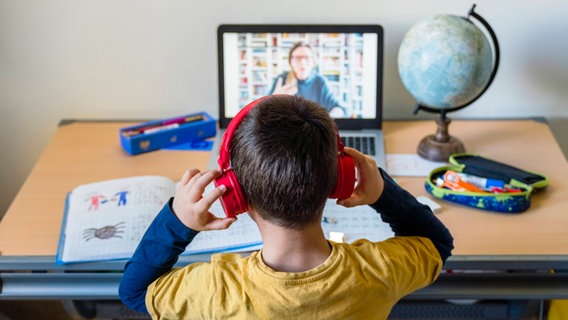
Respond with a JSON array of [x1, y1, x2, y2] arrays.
[[417, 113, 464, 162], [412, 4, 501, 162]]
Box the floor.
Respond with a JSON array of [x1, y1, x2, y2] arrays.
[[0, 300, 150, 320], [0, 300, 552, 320], [0, 301, 73, 320]]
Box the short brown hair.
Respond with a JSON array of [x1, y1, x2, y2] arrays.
[[230, 95, 337, 230]]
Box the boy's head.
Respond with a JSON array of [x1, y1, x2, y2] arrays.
[[230, 95, 337, 230]]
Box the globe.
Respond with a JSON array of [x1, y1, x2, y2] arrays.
[[396, 5, 500, 161], [398, 14, 492, 110]]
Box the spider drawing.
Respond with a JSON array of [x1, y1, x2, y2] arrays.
[[83, 221, 125, 241]]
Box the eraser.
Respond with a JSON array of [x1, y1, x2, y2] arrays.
[[416, 196, 442, 214], [329, 232, 344, 243]]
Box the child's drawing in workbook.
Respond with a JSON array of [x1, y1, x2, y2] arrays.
[[56, 176, 262, 264]]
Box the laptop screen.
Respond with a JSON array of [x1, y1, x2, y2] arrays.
[[217, 24, 383, 130]]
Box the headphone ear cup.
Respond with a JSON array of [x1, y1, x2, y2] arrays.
[[214, 170, 248, 218], [329, 153, 356, 199]]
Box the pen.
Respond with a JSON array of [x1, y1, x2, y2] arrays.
[[122, 124, 162, 137], [143, 123, 179, 134], [162, 114, 205, 126], [456, 172, 505, 189], [122, 114, 205, 137]]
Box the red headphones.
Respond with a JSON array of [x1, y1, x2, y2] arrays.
[[214, 97, 355, 218]]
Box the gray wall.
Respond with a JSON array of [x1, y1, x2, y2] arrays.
[[1, 0, 567, 219]]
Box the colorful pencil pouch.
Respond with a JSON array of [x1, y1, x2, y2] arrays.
[[425, 154, 548, 213]]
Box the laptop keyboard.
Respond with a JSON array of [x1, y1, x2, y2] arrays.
[[340, 135, 376, 156]]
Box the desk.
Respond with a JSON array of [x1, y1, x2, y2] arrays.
[[1, 119, 568, 301]]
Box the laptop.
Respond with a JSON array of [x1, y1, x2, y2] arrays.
[[209, 24, 386, 170]]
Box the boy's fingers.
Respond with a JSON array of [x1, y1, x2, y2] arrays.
[[337, 197, 359, 208], [180, 169, 200, 186], [185, 170, 207, 190], [345, 147, 377, 167], [187, 169, 222, 200], [206, 217, 237, 230], [199, 184, 226, 208], [177, 169, 200, 198], [337, 198, 350, 207], [180, 170, 190, 185], [198, 169, 222, 186], [343, 147, 362, 161]]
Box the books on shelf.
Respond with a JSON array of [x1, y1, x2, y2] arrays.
[[56, 176, 262, 264]]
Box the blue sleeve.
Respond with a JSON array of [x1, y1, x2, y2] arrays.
[[119, 198, 199, 314], [317, 78, 341, 111], [370, 169, 454, 263]]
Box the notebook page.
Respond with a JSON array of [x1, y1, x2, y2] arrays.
[[61, 176, 175, 263], [322, 199, 394, 243]]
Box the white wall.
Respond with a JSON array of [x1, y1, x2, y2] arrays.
[[1, 0, 567, 218]]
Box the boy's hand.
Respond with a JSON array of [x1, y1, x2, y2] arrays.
[[172, 168, 237, 231], [337, 147, 385, 208]]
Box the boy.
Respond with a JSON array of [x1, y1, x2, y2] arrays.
[[119, 95, 453, 319]]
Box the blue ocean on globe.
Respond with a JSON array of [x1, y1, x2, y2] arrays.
[[398, 14, 493, 109]]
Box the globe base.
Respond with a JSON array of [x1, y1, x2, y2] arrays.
[[417, 118, 465, 162]]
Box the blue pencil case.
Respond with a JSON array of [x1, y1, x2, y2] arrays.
[[425, 154, 548, 213], [120, 112, 216, 155]]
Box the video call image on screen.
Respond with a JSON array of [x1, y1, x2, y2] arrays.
[[222, 32, 378, 119]]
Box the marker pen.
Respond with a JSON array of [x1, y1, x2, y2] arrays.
[[456, 172, 505, 189], [143, 123, 179, 134]]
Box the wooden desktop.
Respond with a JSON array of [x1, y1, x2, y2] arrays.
[[1, 119, 567, 301]]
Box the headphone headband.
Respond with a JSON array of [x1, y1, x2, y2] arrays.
[[219, 96, 347, 169], [217, 97, 267, 170]]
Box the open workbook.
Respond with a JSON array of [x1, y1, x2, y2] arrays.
[[57, 175, 394, 264], [56, 176, 263, 264]]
